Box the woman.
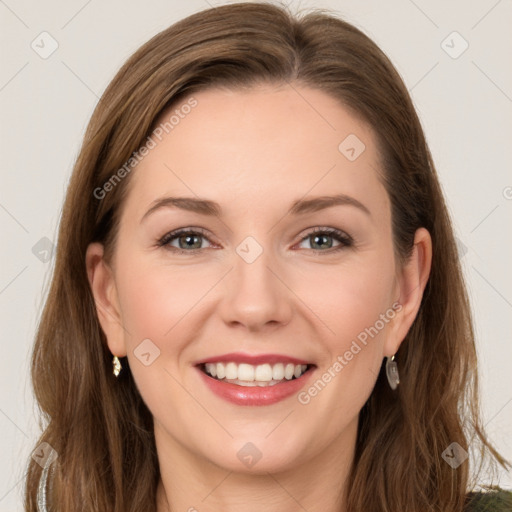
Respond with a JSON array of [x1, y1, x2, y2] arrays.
[[24, 2, 511, 511]]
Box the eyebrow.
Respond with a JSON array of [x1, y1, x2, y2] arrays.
[[140, 193, 371, 223]]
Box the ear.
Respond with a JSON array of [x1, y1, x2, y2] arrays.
[[384, 227, 432, 356], [85, 242, 127, 357]]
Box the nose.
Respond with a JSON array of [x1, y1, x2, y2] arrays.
[[217, 240, 293, 332]]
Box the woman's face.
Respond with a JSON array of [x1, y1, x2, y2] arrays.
[[87, 84, 429, 475]]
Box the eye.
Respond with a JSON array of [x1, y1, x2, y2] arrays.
[[157, 228, 215, 254], [157, 226, 353, 255], [295, 227, 353, 253]]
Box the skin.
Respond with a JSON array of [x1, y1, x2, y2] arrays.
[[86, 84, 432, 512]]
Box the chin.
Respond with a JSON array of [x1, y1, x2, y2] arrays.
[[200, 436, 306, 475]]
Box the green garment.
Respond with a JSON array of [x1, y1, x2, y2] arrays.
[[464, 490, 512, 511]]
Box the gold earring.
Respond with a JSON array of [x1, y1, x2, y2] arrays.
[[113, 356, 122, 377]]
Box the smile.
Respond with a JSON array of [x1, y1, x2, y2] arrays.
[[202, 361, 310, 386], [196, 360, 316, 406]]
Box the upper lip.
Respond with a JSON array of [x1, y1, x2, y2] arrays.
[[194, 352, 314, 366]]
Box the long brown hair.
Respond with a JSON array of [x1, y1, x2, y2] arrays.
[[24, 2, 510, 511]]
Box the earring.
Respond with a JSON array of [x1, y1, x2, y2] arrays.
[[113, 356, 122, 377], [386, 355, 400, 390]]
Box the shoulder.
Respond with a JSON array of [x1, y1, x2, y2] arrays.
[[464, 489, 512, 511]]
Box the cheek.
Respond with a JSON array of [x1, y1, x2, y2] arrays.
[[115, 258, 206, 344], [301, 257, 396, 343], [113, 256, 212, 417], [292, 263, 395, 422], [296, 252, 396, 404]]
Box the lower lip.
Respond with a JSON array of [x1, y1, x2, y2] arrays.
[[196, 366, 315, 406]]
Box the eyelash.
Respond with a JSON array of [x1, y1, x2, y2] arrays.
[[156, 226, 354, 256]]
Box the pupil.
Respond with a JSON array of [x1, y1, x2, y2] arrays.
[[181, 234, 200, 249], [312, 234, 332, 250]]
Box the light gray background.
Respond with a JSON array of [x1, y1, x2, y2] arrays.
[[1, 0, 511, 509]]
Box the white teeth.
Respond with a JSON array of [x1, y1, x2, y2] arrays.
[[203, 361, 310, 383], [238, 363, 255, 381], [216, 363, 225, 379], [229, 379, 282, 387], [255, 363, 273, 381], [272, 363, 284, 380], [284, 363, 295, 380], [225, 362, 238, 379]]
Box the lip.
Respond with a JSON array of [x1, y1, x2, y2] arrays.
[[193, 352, 313, 366], [196, 364, 316, 406]]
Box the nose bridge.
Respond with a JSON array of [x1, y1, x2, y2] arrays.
[[219, 234, 292, 329]]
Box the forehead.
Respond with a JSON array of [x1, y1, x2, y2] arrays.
[[123, 84, 387, 222]]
